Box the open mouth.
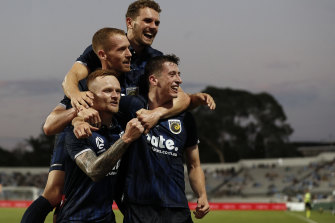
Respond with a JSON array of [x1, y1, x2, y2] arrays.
[[171, 85, 179, 93], [143, 32, 154, 40], [123, 60, 131, 66]]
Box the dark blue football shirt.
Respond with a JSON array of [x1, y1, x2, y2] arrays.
[[49, 79, 87, 172], [118, 95, 198, 208], [56, 121, 123, 222], [50, 43, 162, 171], [76, 44, 163, 96]]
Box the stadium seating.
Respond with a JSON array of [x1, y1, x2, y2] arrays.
[[1, 153, 335, 203]]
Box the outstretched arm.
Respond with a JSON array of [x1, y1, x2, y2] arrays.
[[74, 118, 144, 181], [185, 145, 210, 219], [62, 62, 94, 110]]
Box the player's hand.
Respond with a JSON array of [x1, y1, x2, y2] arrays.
[[71, 91, 94, 110], [122, 118, 145, 143], [73, 121, 99, 139], [193, 196, 210, 219], [77, 107, 101, 128], [136, 109, 161, 134], [190, 93, 216, 110]]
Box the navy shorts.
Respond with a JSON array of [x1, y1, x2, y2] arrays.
[[123, 203, 193, 223], [49, 132, 67, 172]]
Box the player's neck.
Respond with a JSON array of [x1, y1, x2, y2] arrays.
[[101, 63, 121, 75], [99, 112, 114, 127], [129, 40, 145, 56], [147, 90, 173, 110]]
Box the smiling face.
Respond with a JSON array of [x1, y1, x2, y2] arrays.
[[127, 7, 160, 47], [153, 61, 182, 101], [99, 34, 132, 73], [89, 75, 121, 114]]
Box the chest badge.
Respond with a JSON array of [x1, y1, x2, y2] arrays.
[[168, 119, 182, 134]]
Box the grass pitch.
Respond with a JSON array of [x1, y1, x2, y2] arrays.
[[1, 209, 334, 223]]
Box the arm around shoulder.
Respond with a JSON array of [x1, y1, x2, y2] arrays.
[[62, 62, 93, 110], [43, 104, 76, 135]]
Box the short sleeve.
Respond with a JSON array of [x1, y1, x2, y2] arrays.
[[60, 95, 72, 109], [76, 45, 101, 72], [64, 126, 91, 160], [184, 112, 199, 147]]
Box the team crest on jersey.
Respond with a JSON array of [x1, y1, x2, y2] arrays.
[[126, 87, 139, 96], [96, 137, 104, 150], [168, 119, 182, 134]]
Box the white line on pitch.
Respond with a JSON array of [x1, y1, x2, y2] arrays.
[[286, 212, 318, 223]]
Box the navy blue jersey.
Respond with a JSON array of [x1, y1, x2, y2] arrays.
[[50, 43, 161, 173], [49, 132, 66, 171], [118, 96, 198, 208], [56, 122, 123, 222], [49, 79, 88, 171], [76, 44, 163, 96]]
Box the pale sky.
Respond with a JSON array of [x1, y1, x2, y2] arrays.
[[0, 0, 334, 149]]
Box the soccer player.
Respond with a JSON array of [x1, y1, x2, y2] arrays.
[[117, 54, 210, 222], [56, 69, 144, 222], [21, 27, 132, 223]]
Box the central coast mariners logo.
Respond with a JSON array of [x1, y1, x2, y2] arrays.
[[168, 119, 182, 134], [96, 136, 104, 150]]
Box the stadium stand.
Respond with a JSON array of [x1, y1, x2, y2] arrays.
[[185, 152, 335, 203], [1, 153, 335, 205]]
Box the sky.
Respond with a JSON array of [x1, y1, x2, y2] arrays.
[[0, 0, 334, 149]]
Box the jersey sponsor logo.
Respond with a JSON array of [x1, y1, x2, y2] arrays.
[[168, 119, 182, 134], [96, 137, 105, 150], [146, 134, 179, 152]]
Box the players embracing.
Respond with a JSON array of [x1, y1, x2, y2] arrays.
[[21, 1, 213, 223]]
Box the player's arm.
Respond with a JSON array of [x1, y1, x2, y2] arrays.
[[44, 104, 101, 136], [43, 105, 76, 136], [74, 118, 144, 182], [136, 88, 216, 133], [136, 87, 189, 133], [185, 145, 210, 219], [62, 62, 94, 110], [189, 92, 216, 110]]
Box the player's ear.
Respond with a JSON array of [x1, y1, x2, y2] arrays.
[[126, 17, 133, 30], [98, 50, 107, 61], [149, 74, 158, 86]]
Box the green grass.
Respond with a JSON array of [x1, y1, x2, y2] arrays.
[[1, 209, 334, 223]]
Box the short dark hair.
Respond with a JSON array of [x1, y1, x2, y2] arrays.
[[92, 27, 125, 55], [126, 0, 161, 19], [87, 69, 120, 90], [144, 54, 180, 85]]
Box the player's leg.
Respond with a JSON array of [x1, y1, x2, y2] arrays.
[[305, 202, 311, 218], [20, 195, 53, 223], [20, 170, 64, 223], [21, 133, 66, 223], [42, 170, 65, 207]]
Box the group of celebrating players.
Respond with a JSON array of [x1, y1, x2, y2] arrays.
[[21, 1, 216, 222]]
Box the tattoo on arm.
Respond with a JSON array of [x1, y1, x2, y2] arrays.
[[75, 138, 129, 181]]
